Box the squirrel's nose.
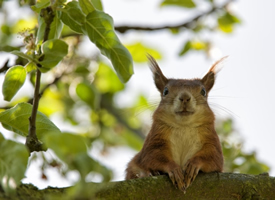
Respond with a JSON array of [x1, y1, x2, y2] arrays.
[[179, 93, 191, 103]]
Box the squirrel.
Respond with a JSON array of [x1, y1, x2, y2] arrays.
[[125, 54, 225, 192]]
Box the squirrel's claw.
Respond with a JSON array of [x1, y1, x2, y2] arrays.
[[167, 167, 186, 192], [183, 159, 200, 188], [151, 171, 161, 176]]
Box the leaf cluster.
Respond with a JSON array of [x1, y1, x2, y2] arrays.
[[0, 0, 135, 194]]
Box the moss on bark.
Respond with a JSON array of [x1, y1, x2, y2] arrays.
[[0, 173, 274, 200]]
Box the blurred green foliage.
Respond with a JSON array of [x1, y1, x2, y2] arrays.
[[0, 132, 29, 194], [0, 0, 268, 197], [217, 119, 270, 174]]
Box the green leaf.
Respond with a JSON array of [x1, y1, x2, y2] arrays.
[[126, 42, 162, 63], [179, 40, 208, 56], [2, 66, 27, 101], [24, 62, 37, 73], [0, 102, 61, 138], [36, 11, 64, 44], [38, 89, 64, 116], [11, 50, 38, 63], [218, 12, 241, 33], [218, 12, 241, 26], [161, 0, 196, 8], [179, 40, 192, 56], [0, 45, 20, 52], [76, 82, 101, 110], [0, 138, 29, 193], [1, 24, 11, 35], [43, 132, 112, 180], [61, 1, 86, 33], [48, 11, 64, 39], [39, 39, 68, 72], [44, 133, 87, 155], [170, 27, 180, 34], [95, 62, 124, 93], [12, 18, 37, 34], [31, 0, 50, 13], [85, 11, 133, 82], [36, 15, 46, 43], [75, 65, 90, 75], [0, 132, 4, 142], [79, 0, 95, 15], [190, 40, 207, 50], [91, 0, 103, 11]]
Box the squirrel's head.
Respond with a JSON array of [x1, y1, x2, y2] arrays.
[[147, 54, 227, 127]]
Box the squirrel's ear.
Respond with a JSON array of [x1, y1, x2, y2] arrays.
[[147, 54, 168, 93], [202, 56, 228, 92], [202, 71, 215, 92]]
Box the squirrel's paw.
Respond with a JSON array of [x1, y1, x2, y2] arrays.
[[167, 166, 186, 192], [183, 158, 201, 189], [150, 171, 161, 176]]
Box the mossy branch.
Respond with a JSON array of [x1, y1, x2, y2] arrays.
[[0, 173, 274, 200]]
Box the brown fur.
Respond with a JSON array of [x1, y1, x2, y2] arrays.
[[125, 55, 225, 192]]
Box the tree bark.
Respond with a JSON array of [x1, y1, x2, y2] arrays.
[[1, 173, 274, 200]]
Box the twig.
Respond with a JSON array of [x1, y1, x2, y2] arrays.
[[0, 60, 9, 73], [25, 6, 55, 152], [115, 0, 233, 33]]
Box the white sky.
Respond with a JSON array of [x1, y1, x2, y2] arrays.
[[0, 0, 275, 189]]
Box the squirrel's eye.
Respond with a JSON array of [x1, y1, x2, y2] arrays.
[[200, 88, 206, 97], [163, 87, 169, 96]]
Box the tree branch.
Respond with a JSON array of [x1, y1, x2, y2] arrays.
[[60, 0, 233, 37], [1, 173, 274, 199], [25, 7, 55, 153], [115, 0, 233, 33]]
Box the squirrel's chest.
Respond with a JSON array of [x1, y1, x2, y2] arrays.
[[169, 128, 202, 167]]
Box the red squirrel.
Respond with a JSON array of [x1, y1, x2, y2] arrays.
[[125, 54, 225, 192]]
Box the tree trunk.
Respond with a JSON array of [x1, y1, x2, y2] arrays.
[[1, 173, 274, 200]]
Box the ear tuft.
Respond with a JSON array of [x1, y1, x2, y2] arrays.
[[202, 56, 228, 92], [146, 54, 168, 93], [208, 56, 229, 74]]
